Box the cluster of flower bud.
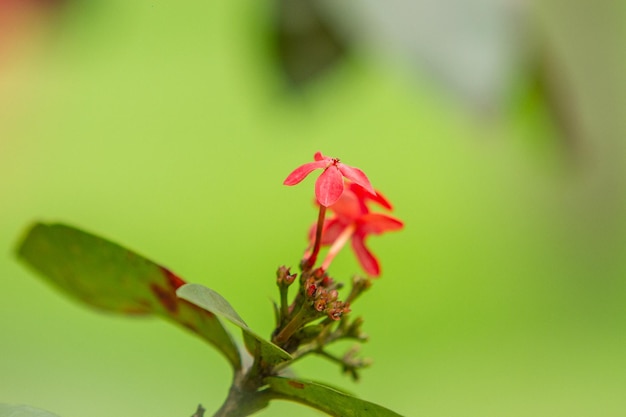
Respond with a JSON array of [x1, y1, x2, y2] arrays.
[[341, 316, 368, 341], [302, 268, 350, 321], [341, 345, 373, 381]]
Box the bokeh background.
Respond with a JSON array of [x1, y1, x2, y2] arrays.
[[2, 1, 626, 416]]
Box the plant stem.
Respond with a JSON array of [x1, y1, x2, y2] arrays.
[[316, 349, 344, 365], [306, 205, 326, 268], [272, 305, 309, 346], [191, 404, 206, 417], [279, 285, 289, 324], [212, 371, 271, 417]]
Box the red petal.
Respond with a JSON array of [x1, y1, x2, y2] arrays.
[[338, 164, 375, 195], [307, 222, 318, 243], [349, 183, 393, 210], [283, 161, 327, 185], [359, 213, 404, 235], [328, 188, 363, 219], [351, 234, 380, 277], [320, 218, 347, 245], [369, 190, 393, 210], [308, 218, 345, 245], [314, 151, 328, 161], [315, 166, 344, 207]]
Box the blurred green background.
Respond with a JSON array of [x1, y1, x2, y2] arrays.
[[2, 1, 626, 416]]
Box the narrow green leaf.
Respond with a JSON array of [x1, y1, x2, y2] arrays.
[[0, 404, 60, 417], [16, 222, 241, 369], [177, 283, 293, 366], [266, 377, 404, 417]]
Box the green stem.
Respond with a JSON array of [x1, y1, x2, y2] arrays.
[[212, 371, 271, 417], [279, 286, 289, 325], [273, 323, 345, 373], [272, 305, 309, 346], [316, 349, 344, 365], [191, 404, 206, 417], [274, 344, 321, 372], [212, 389, 270, 417]]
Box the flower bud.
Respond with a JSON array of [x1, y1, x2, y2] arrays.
[[276, 266, 297, 287]]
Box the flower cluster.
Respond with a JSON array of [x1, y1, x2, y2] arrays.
[[270, 151, 404, 380], [284, 152, 403, 277], [303, 270, 350, 321]]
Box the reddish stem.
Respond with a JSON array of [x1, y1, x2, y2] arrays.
[[306, 205, 327, 268]]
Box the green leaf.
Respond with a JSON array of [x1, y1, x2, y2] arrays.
[[0, 404, 60, 417], [16, 222, 241, 370], [266, 377, 404, 417], [177, 283, 293, 366]]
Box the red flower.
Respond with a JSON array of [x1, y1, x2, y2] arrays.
[[284, 152, 375, 207], [316, 183, 403, 277]]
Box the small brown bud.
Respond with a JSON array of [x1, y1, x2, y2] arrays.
[[276, 266, 292, 286], [314, 298, 327, 312], [307, 283, 317, 298]]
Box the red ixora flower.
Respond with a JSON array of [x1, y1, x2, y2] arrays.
[[315, 183, 403, 277], [284, 152, 375, 207]]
